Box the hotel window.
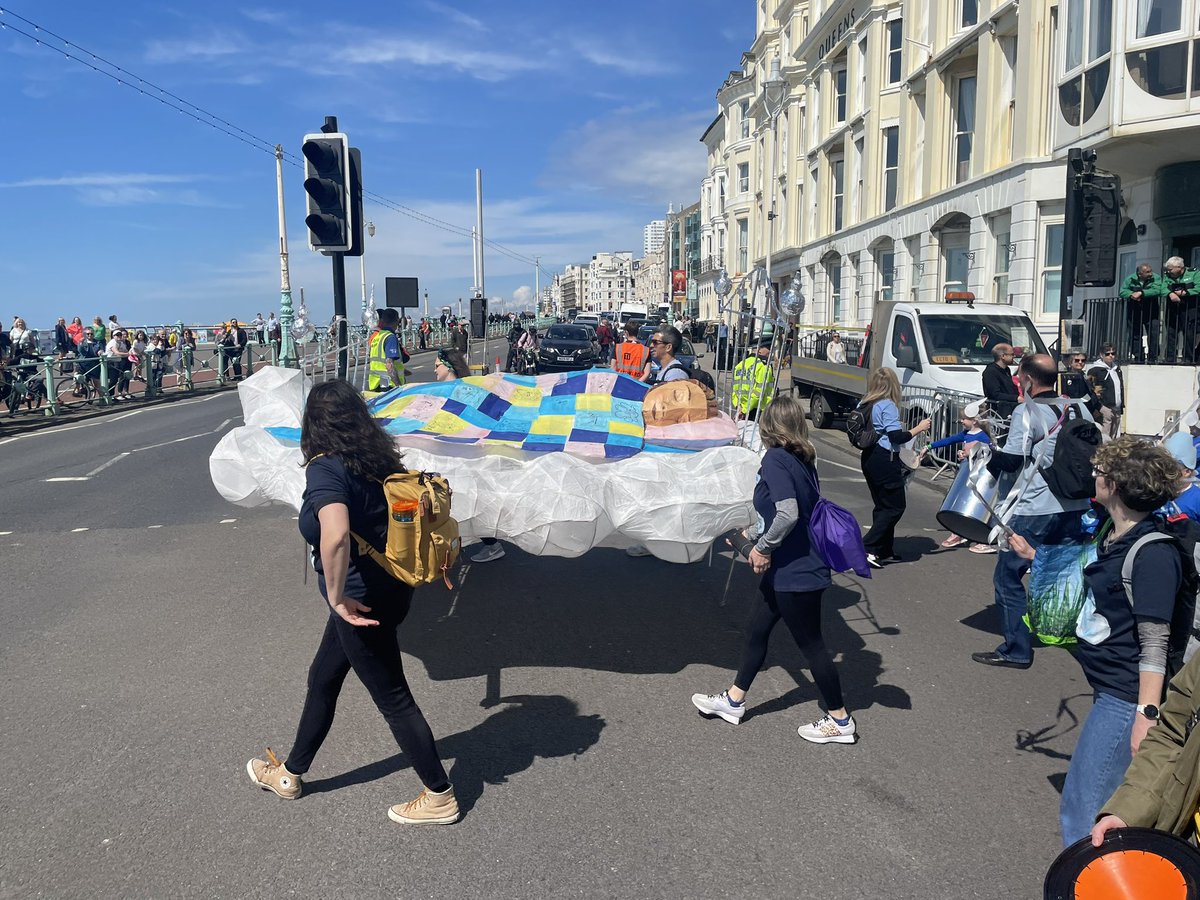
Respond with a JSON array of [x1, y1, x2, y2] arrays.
[[953, 75, 977, 183], [1059, 0, 1113, 125], [737, 162, 750, 194], [740, 100, 751, 139], [857, 37, 868, 113], [834, 64, 848, 124], [876, 247, 896, 302], [991, 214, 1013, 304], [882, 126, 899, 211], [853, 137, 865, 222], [959, 0, 978, 29], [1135, 0, 1182, 38], [831, 157, 845, 232], [907, 235, 923, 301], [1040, 219, 1066, 317], [737, 219, 748, 272], [887, 19, 904, 86]]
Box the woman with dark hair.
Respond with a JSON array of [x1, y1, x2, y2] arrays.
[[434, 348, 469, 381], [691, 394, 857, 744], [246, 379, 459, 826]]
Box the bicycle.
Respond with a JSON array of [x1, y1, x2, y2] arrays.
[[54, 363, 99, 406], [1, 360, 48, 416]]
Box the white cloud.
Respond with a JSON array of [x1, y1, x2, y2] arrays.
[[543, 110, 710, 207], [240, 8, 289, 25], [422, 1, 486, 32], [144, 29, 252, 63], [0, 173, 197, 189], [335, 36, 543, 82], [512, 285, 534, 307], [0, 173, 225, 207], [573, 42, 675, 77]]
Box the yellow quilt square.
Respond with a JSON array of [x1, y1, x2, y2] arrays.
[[529, 415, 574, 436], [575, 393, 612, 412]]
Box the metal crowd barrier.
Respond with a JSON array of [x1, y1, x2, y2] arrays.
[[1080, 295, 1200, 366], [899, 384, 1007, 477]]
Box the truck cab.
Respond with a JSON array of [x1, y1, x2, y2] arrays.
[[793, 298, 1047, 427]]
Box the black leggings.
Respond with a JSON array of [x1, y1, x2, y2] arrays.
[[734, 583, 845, 712], [285, 592, 449, 792]]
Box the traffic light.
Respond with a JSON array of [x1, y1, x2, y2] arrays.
[[1075, 170, 1121, 287], [301, 132, 351, 253], [344, 148, 365, 258]]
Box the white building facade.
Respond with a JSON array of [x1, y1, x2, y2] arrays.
[[634, 248, 666, 310], [588, 251, 634, 312], [643, 219, 666, 256]]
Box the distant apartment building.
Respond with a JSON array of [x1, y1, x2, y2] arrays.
[[588, 251, 634, 312], [560, 264, 588, 313], [643, 219, 666, 255], [633, 248, 665, 309]]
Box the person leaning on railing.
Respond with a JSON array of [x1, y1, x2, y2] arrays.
[[1120, 263, 1164, 364], [1164, 256, 1200, 364]]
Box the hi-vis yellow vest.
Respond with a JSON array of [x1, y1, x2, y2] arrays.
[[368, 329, 404, 392], [731, 356, 774, 415]]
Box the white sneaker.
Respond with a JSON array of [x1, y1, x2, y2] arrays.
[[469, 542, 505, 563], [691, 690, 745, 725], [797, 714, 857, 744], [625, 544, 653, 557]]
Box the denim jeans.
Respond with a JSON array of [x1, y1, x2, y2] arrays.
[[992, 510, 1084, 662], [1059, 691, 1137, 846]]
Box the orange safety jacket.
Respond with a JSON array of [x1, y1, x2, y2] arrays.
[[613, 340, 648, 377]]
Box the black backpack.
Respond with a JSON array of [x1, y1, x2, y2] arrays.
[[845, 402, 879, 450], [1121, 512, 1200, 681], [651, 360, 715, 392], [1038, 403, 1103, 500]]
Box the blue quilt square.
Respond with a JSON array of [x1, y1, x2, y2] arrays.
[[604, 444, 641, 459], [523, 439, 566, 453], [567, 429, 608, 444], [611, 377, 647, 401], [441, 398, 467, 416], [539, 396, 577, 417], [477, 393, 512, 420], [551, 373, 588, 396], [488, 431, 529, 443], [610, 398, 644, 425]]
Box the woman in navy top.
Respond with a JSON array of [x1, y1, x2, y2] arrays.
[[245, 379, 460, 826], [691, 395, 857, 744], [857, 368, 930, 567]]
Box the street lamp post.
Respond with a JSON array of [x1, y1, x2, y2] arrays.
[[274, 145, 297, 368], [359, 220, 375, 326], [762, 57, 788, 340]]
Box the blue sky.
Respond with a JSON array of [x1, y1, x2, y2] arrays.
[[1, 1, 751, 328]]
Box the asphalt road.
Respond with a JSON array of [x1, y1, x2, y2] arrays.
[[0, 349, 1091, 899]]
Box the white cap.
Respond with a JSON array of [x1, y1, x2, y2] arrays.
[[963, 400, 984, 419]]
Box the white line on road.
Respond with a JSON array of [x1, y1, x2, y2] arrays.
[[148, 525, 163, 529], [0, 531, 12, 536], [71, 527, 89, 533], [220, 518, 237, 524], [819, 458, 864, 473], [0, 392, 231, 446], [86, 452, 131, 476], [44, 476, 91, 482], [131, 418, 233, 453]]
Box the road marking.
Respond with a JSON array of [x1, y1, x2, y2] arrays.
[[87, 452, 131, 476], [0, 392, 231, 446], [131, 418, 233, 453], [148, 524, 163, 529], [71, 527, 89, 532], [0, 531, 11, 536], [819, 458, 864, 473], [44, 476, 91, 482], [220, 518, 237, 524]]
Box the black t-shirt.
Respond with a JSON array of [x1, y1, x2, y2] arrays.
[[298, 455, 396, 601], [1076, 518, 1181, 703]]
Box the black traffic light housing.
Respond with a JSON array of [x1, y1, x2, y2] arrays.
[[470, 296, 487, 337], [301, 131, 351, 253]]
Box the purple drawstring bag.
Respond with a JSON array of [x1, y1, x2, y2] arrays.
[[801, 466, 872, 578]]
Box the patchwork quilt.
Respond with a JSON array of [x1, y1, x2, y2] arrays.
[[364, 370, 651, 459]]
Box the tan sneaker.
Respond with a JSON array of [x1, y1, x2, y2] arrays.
[[246, 748, 302, 800], [387, 785, 460, 825]]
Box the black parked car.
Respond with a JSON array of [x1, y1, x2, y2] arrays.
[[537, 324, 601, 372]]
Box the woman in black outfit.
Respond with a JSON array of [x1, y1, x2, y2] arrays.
[[246, 379, 459, 826], [857, 368, 930, 568]]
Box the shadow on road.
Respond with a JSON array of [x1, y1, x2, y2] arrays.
[[398, 552, 912, 719], [304, 693, 605, 813]]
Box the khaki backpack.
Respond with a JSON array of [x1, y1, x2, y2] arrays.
[[354, 471, 461, 588]]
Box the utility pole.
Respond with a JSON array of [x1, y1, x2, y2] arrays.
[[274, 145, 297, 367], [535, 256, 540, 316]]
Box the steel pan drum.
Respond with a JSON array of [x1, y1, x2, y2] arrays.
[[937, 461, 1013, 545]]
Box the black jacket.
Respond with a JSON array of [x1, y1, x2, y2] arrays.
[[1088, 364, 1122, 410], [982, 363, 1019, 417]]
